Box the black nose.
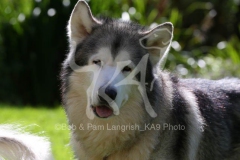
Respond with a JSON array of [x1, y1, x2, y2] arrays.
[[105, 87, 117, 100], [98, 86, 117, 103]]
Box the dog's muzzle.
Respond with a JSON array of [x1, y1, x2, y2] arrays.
[[92, 86, 117, 118]]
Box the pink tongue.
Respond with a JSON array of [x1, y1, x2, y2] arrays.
[[96, 106, 113, 118]]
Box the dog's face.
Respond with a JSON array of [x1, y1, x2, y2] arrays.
[[62, 0, 173, 119]]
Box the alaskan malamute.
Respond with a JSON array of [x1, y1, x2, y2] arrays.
[[61, 0, 240, 159]]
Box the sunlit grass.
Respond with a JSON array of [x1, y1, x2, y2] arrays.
[[0, 105, 74, 160]]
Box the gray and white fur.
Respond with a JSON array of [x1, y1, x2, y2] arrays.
[[61, 1, 240, 159]]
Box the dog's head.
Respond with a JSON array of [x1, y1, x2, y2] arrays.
[[62, 0, 173, 119]]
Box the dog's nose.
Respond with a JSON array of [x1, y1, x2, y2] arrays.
[[98, 86, 117, 103], [105, 87, 117, 100]]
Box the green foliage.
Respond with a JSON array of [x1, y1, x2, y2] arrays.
[[0, 0, 75, 105], [0, 0, 239, 105]]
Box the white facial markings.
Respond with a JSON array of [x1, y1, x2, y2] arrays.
[[106, 60, 132, 114], [111, 50, 134, 112], [115, 50, 131, 62], [70, 48, 157, 119], [87, 49, 135, 116], [94, 66, 121, 115], [115, 54, 157, 117], [89, 47, 113, 66]]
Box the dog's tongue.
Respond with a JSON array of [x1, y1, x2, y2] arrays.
[[96, 106, 113, 118]]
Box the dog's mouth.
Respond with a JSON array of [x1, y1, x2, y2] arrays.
[[92, 105, 113, 118]]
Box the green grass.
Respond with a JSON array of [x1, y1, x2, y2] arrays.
[[0, 105, 74, 160]]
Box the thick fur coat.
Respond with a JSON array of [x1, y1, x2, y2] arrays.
[[61, 1, 240, 159]]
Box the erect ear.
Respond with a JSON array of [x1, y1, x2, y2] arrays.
[[139, 22, 173, 67], [68, 0, 101, 44]]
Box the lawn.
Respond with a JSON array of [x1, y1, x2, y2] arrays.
[[0, 105, 74, 160]]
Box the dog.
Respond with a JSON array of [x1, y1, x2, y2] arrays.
[[0, 124, 53, 160], [61, 0, 240, 159]]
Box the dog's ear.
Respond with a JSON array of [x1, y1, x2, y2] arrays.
[[68, 0, 101, 44], [139, 22, 173, 67]]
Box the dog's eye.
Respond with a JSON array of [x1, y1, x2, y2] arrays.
[[122, 66, 132, 72], [93, 60, 101, 65]]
